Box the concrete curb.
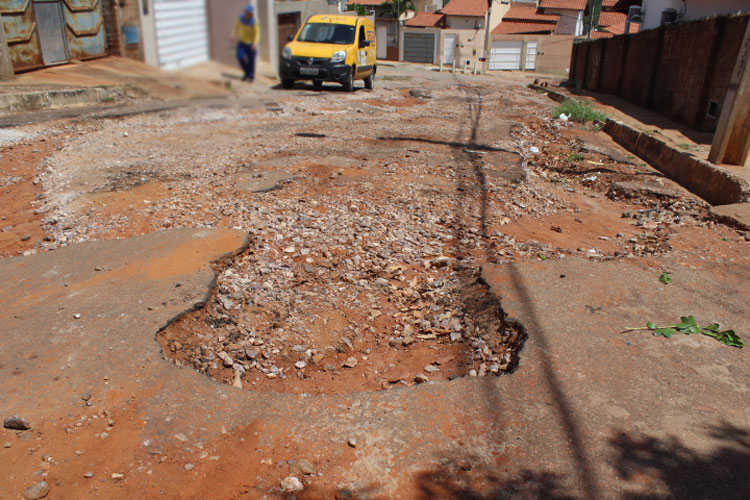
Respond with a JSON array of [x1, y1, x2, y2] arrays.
[[709, 203, 750, 231], [0, 86, 124, 114], [529, 84, 750, 206]]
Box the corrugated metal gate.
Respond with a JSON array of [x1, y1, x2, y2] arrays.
[[489, 40, 522, 70], [403, 32, 434, 64], [153, 0, 209, 70], [0, 0, 106, 72]]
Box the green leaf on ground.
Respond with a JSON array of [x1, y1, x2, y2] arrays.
[[627, 316, 744, 348], [658, 272, 672, 285], [653, 327, 677, 338]]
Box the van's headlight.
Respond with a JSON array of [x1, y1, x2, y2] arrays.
[[282, 46, 292, 60], [331, 51, 346, 63]]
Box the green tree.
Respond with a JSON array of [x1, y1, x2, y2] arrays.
[[585, 0, 603, 30], [386, 0, 415, 18], [348, 0, 414, 19], [347, 3, 369, 16]]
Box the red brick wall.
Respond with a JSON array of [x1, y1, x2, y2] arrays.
[[119, 0, 144, 61], [701, 15, 748, 130], [102, 0, 123, 56], [584, 39, 604, 90], [619, 28, 660, 107], [600, 35, 625, 95], [570, 13, 750, 132], [101, 0, 143, 61]]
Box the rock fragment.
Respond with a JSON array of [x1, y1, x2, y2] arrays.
[[3, 416, 31, 430], [281, 476, 304, 493], [23, 481, 49, 499]]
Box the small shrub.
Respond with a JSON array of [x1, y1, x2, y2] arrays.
[[565, 152, 585, 163], [553, 99, 607, 123]]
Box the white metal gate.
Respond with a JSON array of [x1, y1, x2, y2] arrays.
[[525, 40, 538, 70], [154, 0, 209, 70], [443, 33, 456, 65], [489, 40, 522, 70]]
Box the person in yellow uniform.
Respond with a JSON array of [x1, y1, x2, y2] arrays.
[[231, 4, 260, 82]]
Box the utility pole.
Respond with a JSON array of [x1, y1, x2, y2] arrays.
[[708, 19, 750, 166], [0, 14, 14, 81], [482, 0, 492, 74]]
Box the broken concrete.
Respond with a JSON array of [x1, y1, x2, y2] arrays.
[[529, 83, 750, 206], [710, 203, 750, 231], [236, 171, 297, 193], [0, 87, 124, 115], [1, 227, 748, 499], [605, 119, 750, 206]]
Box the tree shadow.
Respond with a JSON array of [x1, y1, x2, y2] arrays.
[[415, 462, 577, 500], [410, 422, 750, 500], [610, 422, 750, 500]]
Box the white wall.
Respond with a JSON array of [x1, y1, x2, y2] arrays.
[[446, 15, 484, 30], [489, 1, 510, 31], [547, 8, 583, 36], [642, 0, 750, 30], [138, 0, 159, 67], [415, 0, 441, 12]]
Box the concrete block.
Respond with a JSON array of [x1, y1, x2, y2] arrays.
[[0, 87, 123, 114]]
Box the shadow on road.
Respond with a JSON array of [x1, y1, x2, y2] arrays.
[[610, 422, 750, 500], [410, 422, 750, 499], [422, 77, 602, 499]]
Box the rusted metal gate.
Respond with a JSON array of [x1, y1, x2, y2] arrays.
[[0, 0, 107, 72]]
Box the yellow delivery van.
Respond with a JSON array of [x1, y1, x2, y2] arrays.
[[279, 15, 377, 91]]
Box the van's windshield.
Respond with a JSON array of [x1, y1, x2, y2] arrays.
[[297, 23, 356, 45]]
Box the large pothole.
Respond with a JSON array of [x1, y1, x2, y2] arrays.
[[157, 249, 526, 395]]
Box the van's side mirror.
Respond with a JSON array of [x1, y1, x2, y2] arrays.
[[359, 40, 371, 48], [287, 34, 294, 41]]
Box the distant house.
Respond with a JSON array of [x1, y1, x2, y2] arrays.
[[405, 12, 447, 28], [641, 0, 750, 30], [440, 0, 490, 30], [537, 0, 587, 35], [491, 2, 560, 35], [590, 10, 640, 38], [400, 0, 510, 68], [488, 1, 580, 74]]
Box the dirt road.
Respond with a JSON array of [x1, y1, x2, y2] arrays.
[[1, 64, 748, 499]]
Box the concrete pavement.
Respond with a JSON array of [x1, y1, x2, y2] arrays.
[[1, 228, 747, 499]]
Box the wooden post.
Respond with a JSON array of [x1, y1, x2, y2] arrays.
[[0, 14, 14, 81], [708, 19, 750, 166]]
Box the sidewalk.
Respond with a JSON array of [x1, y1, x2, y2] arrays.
[[551, 85, 750, 172], [0, 57, 281, 119], [531, 83, 750, 209]]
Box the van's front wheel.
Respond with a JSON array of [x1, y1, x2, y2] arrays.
[[281, 79, 295, 90], [342, 67, 354, 92]]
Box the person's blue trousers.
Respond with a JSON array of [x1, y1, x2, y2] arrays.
[[236, 42, 256, 81]]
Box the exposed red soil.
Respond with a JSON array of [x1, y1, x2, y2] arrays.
[[0, 140, 62, 256]]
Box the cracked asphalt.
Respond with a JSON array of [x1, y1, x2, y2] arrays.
[[0, 63, 748, 499]]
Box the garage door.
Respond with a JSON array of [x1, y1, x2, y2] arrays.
[[154, 0, 209, 70], [490, 40, 522, 70], [403, 32, 434, 64]]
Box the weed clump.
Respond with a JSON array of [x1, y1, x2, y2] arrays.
[[554, 99, 607, 123]]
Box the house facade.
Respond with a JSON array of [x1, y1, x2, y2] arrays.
[[537, 0, 586, 35], [400, 0, 510, 69], [0, 0, 144, 73], [641, 0, 750, 30]]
